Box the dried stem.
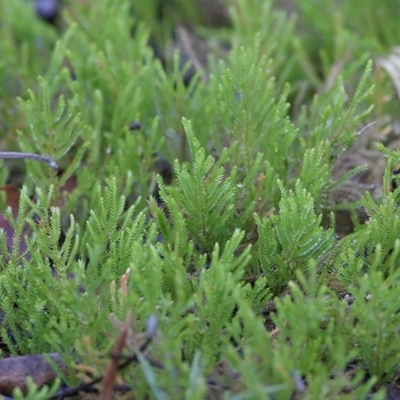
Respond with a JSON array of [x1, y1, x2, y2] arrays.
[[0, 152, 59, 170]]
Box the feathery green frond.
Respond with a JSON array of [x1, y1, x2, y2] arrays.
[[256, 180, 334, 292]]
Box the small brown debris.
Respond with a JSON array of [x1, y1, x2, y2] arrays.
[[0, 353, 65, 396]]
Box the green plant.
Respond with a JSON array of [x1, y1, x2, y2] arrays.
[[2, 0, 400, 398]]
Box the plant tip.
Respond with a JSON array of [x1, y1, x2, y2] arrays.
[[146, 314, 158, 338]]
